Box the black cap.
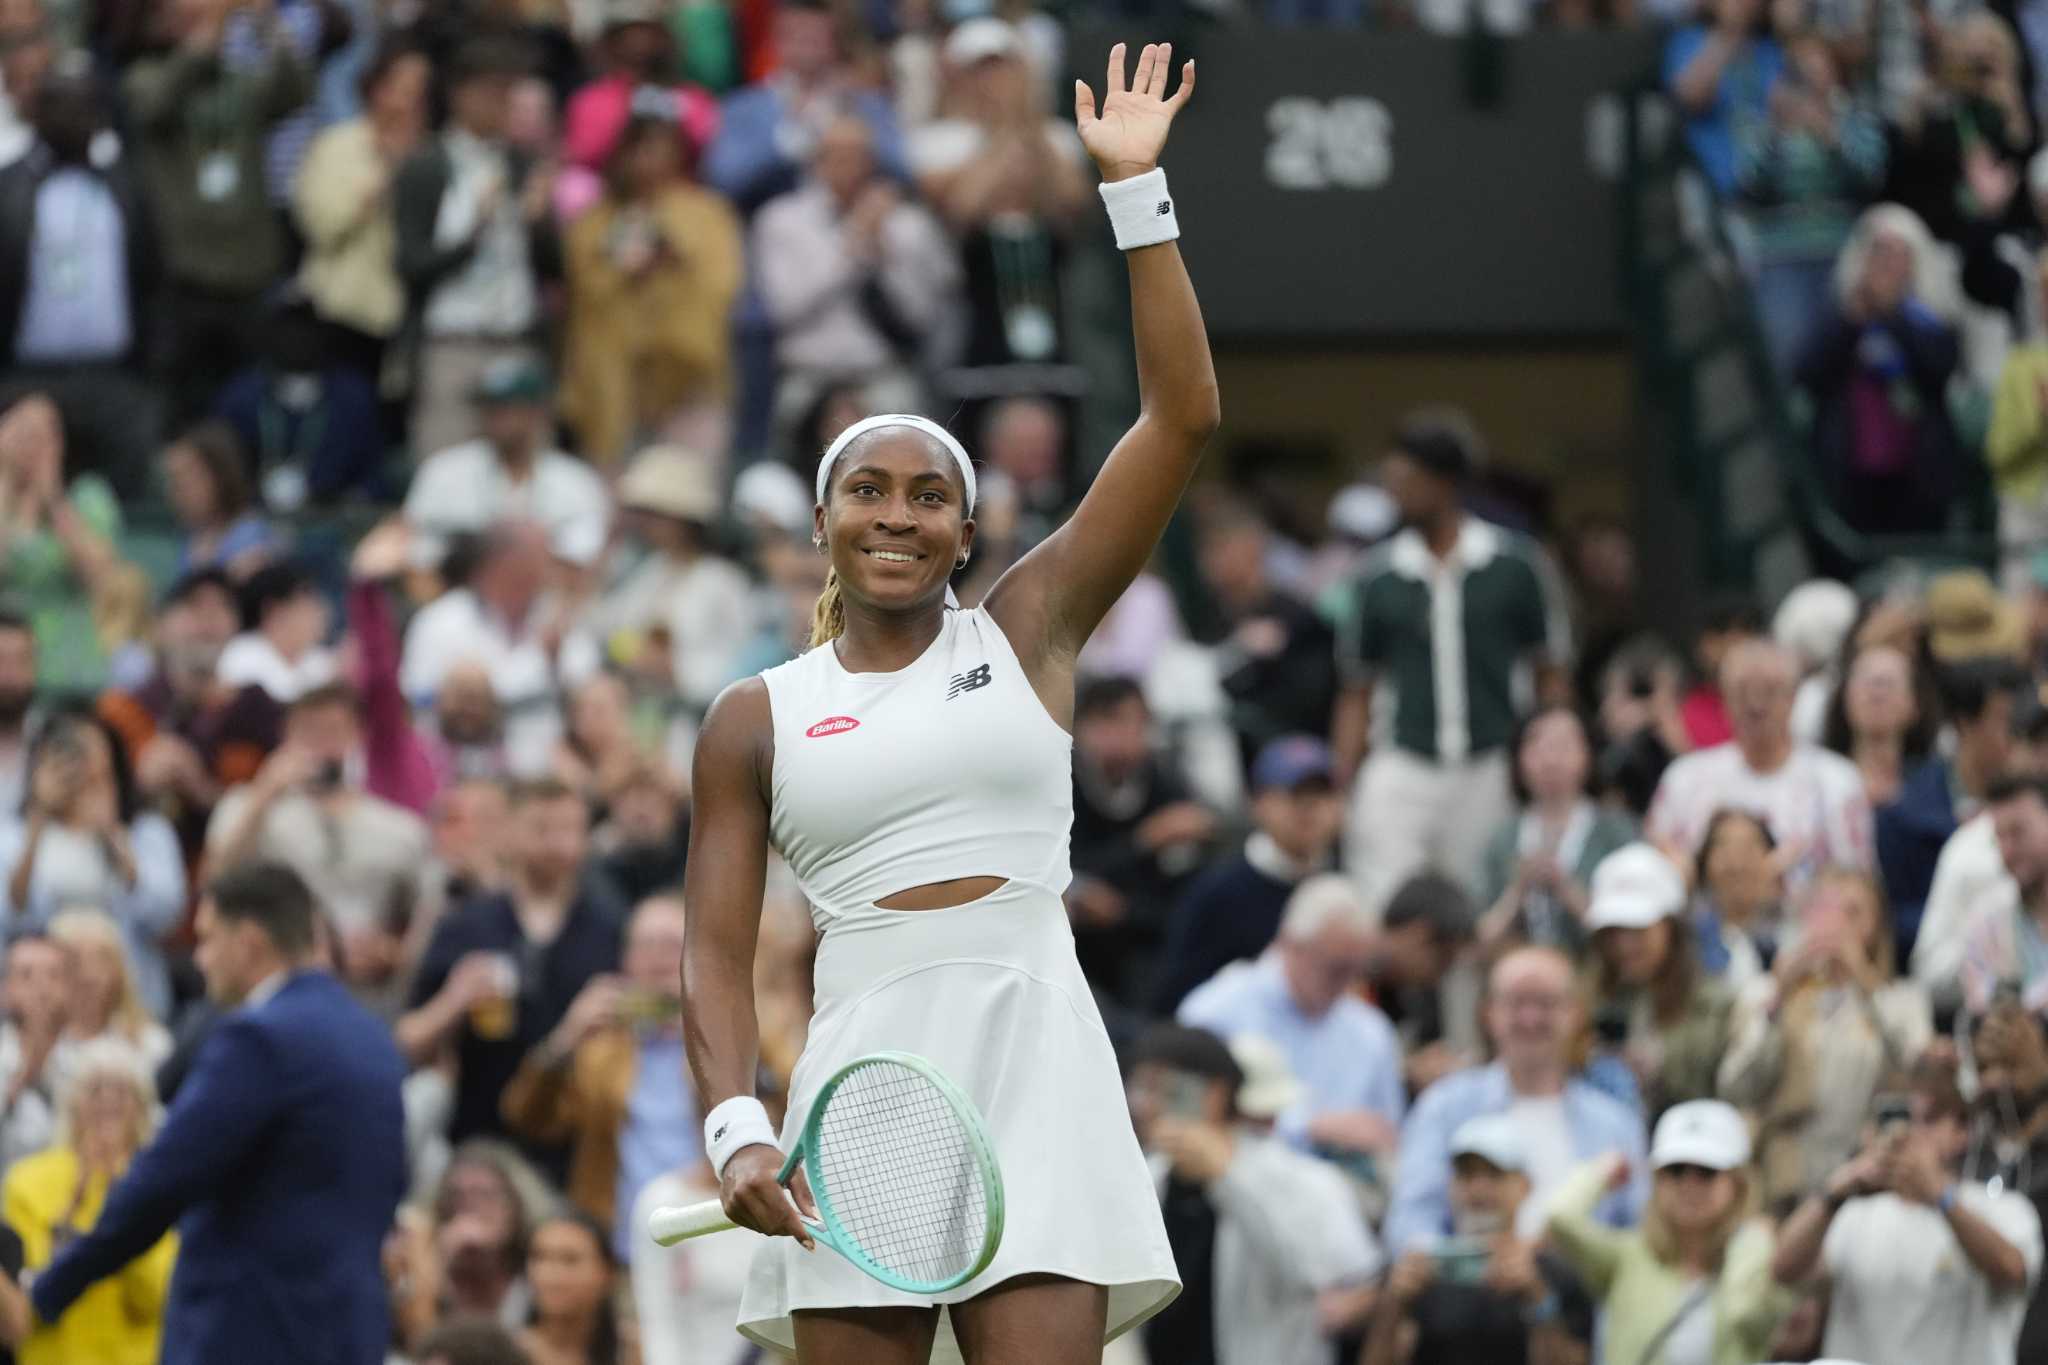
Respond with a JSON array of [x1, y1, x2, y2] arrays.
[[1391, 407, 1486, 485]]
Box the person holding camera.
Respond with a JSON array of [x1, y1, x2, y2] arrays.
[[1771, 1064, 2042, 1365], [498, 894, 693, 1255], [205, 681, 434, 1006], [1363, 1114, 1593, 1365], [1129, 1024, 1381, 1365], [1971, 999, 2048, 1360]]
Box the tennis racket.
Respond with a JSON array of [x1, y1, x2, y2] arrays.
[[648, 1051, 1005, 1294]]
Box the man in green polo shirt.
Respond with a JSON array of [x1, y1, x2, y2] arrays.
[[1334, 409, 1572, 917]]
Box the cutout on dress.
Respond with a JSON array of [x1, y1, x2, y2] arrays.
[[874, 876, 1010, 911]]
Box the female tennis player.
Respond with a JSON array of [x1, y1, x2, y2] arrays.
[[682, 40, 1213, 1364]]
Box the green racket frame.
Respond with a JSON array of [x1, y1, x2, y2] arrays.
[[793, 1051, 1006, 1293]]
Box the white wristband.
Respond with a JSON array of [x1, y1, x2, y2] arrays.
[[704, 1096, 778, 1180], [1098, 167, 1179, 252]]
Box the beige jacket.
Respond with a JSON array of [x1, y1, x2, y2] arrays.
[[294, 119, 406, 338]]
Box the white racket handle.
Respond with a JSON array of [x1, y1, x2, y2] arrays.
[[648, 1199, 738, 1246]]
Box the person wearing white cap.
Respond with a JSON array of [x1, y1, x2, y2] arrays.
[[1548, 1099, 1796, 1365], [580, 445, 752, 713], [1581, 842, 1734, 1117], [1771, 1068, 2042, 1365], [1386, 947, 1647, 1257], [683, 41, 1210, 1364], [1365, 1112, 1595, 1365], [1126, 1025, 1380, 1365]]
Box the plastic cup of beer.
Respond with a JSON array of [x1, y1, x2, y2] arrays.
[[469, 953, 519, 1040]]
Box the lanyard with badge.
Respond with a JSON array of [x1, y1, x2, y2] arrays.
[[188, 78, 246, 206]]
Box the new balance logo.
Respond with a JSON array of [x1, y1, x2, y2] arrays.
[[1156, 200, 1171, 216], [712, 1123, 728, 1142], [947, 663, 993, 699]]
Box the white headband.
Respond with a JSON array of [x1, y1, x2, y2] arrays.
[[815, 414, 977, 511]]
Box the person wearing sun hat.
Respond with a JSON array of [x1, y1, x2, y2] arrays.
[[1582, 843, 1736, 1117], [1547, 1099, 1796, 1365], [1925, 568, 2028, 667], [1365, 1112, 1596, 1365]]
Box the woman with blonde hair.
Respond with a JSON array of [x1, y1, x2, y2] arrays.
[[1718, 866, 1931, 1213], [1548, 1100, 1795, 1365], [1, 1038, 176, 1365], [47, 909, 171, 1070]]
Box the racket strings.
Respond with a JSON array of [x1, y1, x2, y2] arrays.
[[814, 1061, 989, 1286]]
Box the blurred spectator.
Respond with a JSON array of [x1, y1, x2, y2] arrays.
[[583, 447, 749, 713], [1362, 1114, 1595, 1365], [1151, 735, 1334, 1018], [292, 42, 432, 385], [1877, 653, 2020, 959], [562, 0, 718, 186], [125, 0, 312, 425], [1368, 873, 1477, 1092], [560, 99, 742, 467], [1690, 807, 1780, 977], [398, 777, 623, 1178], [434, 777, 515, 909], [1477, 705, 1637, 957], [1075, 568, 1184, 684], [1738, 31, 1888, 375], [911, 18, 1087, 376], [518, 1209, 623, 1365], [0, 0, 51, 168], [46, 909, 170, 1069], [1067, 676, 1215, 1011], [1559, 512, 1638, 713], [552, 674, 646, 814], [417, 1317, 535, 1365], [1825, 640, 1935, 809], [1581, 842, 1735, 1116], [0, 612, 30, 812], [20, 863, 407, 1365], [0, 394, 139, 696], [1774, 578, 1858, 746], [403, 356, 611, 573], [1720, 868, 1932, 1212], [0, 56, 160, 501], [1338, 410, 1570, 914], [157, 421, 277, 580], [213, 300, 389, 510], [0, 708, 184, 1016], [1547, 1102, 1793, 1365], [216, 561, 336, 704], [1797, 205, 1964, 543], [205, 682, 436, 1004], [1197, 506, 1339, 772], [1179, 875, 1405, 1168], [1990, 248, 2048, 584], [1885, 10, 2033, 247], [396, 35, 560, 459], [753, 113, 958, 419], [1, 1037, 173, 1365], [1130, 1027, 1381, 1365], [1386, 947, 1648, 1254], [979, 396, 1069, 554], [1678, 592, 1764, 750], [699, 0, 906, 218], [1963, 772, 2048, 1011], [401, 522, 601, 776], [1772, 1063, 2041, 1365], [500, 895, 693, 1251], [1594, 639, 1692, 816], [219, 0, 353, 206], [0, 934, 66, 1170], [1971, 1001, 2048, 1360], [1666, 0, 1785, 196], [1647, 638, 1874, 893], [629, 1159, 748, 1365], [397, 1140, 545, 1345], [588, 763, 685, 905]]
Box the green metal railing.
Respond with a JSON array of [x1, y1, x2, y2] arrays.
[[1616, 84, 1999, 602]]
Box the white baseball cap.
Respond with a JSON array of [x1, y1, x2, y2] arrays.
[[944, 17, 1018, 65], [1228, 1035, 1304, 1121], [1650, 1099, 1752, 1172], [1449, 1113, 1526, 1173], [1585, 843, 1687, 932]]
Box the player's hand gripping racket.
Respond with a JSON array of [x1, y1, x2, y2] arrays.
[[648, 1052, 1005, 1294]]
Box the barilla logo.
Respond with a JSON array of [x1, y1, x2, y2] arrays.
[[805, 716, 861, 738]]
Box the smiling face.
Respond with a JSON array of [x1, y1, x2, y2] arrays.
[[815, 430, 974, 617]]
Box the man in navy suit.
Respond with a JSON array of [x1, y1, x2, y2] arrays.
[[14, 861, 408, 1364]]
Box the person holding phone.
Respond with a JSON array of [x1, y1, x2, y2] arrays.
[[1365, 1114, 1593, 1365], [499, 895, 693, 1255], [1771, 1064, 2042, 1365]]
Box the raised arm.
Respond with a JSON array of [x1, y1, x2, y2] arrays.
[[985, 43, 1218, 681], [681, 680, 811, 1246]]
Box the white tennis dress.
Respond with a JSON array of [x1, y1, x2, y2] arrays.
[[738, 605, 1180, 1359]]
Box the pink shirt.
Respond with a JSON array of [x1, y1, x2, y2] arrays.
[[562, 76, 721, 173]]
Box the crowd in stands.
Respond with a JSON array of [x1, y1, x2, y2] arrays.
[[0, 0, 2046, 1364]]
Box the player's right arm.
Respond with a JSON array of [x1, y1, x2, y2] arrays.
[[680, 679, 812, 1246]]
